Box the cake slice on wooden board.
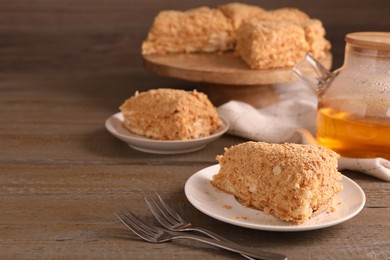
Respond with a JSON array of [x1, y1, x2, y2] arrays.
[[211, 142, 343, 224], [235, 20, 310, 69], [235, 17, 330, 69], [141, 7, 235, 55]]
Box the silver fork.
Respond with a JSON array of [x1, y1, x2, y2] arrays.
[[145, 193, 243, 241], [145, 194, 259, 260], [115, 208, 287, 260]]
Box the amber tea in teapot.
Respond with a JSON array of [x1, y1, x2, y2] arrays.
[[294, 32, 390, 159], [317, 99, 390, 159]]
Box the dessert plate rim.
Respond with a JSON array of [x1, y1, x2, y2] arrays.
[[184, 164, 366, 232], [105, 112, 229, 154]]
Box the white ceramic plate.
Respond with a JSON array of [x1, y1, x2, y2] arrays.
[[185, 164, 366, 232], [105, 113, 229, 154]]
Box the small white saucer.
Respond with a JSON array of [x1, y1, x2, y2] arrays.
[[105, 113, 229, 154]]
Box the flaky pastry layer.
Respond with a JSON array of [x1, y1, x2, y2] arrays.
[[120, 88, 222, 140], [211, 142, 343, 224]]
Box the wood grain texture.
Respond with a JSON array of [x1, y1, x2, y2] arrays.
[[0, 1, 389, 259]]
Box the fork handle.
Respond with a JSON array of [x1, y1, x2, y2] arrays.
[[171, 233, 287, 260], [186, 227, 241, 243], [185, 227, 256, 260]]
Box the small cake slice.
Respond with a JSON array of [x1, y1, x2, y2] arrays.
[[119, 89, 222, 140], [211, 142, 343, 224], [235, 20, 310, 69], [141, 7, 235, 55], [235, 16, 331, 70]]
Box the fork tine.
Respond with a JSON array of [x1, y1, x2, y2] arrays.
[[116, 208, 162, 241], [122, 208, 161, 235], [115, 211, 154, 241], [145, 196, 174, 228], [156, 193, 185, 223]]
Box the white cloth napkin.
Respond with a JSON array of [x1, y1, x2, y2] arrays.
[[217, 82, 390, 181]]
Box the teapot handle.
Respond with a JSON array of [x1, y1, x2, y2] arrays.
[[293, 53, 335, 95]]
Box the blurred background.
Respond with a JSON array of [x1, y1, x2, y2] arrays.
[[1, 0, 389, 91]]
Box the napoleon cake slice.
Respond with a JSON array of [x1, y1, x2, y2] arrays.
[[141, 7, 235, 55], [211, 142, 343, 224], [119, 88, 222, 140]]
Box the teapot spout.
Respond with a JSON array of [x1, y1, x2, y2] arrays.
[[293, 53, 334, 94]]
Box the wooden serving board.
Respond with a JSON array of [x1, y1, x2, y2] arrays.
[[143, 51, 332, 85], [143, 51, 332, 107]]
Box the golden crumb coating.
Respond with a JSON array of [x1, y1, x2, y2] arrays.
[[236, 20, 310, 69], [119, 89, 222, 140], [302, 19, 331, 60], [236, 17, 331, 69], [265, 7, 310, 22], [141, 7, 235, 55], [218, 2, 266, 30], [211, 142, 343, 224]]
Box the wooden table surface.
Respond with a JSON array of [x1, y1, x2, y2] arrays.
[[1, 0, 389, 259]]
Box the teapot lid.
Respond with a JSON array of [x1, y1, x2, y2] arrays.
[[346, 32, 390, 50]]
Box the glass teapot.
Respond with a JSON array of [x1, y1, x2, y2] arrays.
[[293, 32, 390, 159]]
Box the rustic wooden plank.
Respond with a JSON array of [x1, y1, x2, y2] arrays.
[[0, 195, 389, 258], [0, 209, 388, 260], [0, 196, 388, 259]]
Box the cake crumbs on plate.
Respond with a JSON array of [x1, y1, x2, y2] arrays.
[[222, 204, 232, 209]]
